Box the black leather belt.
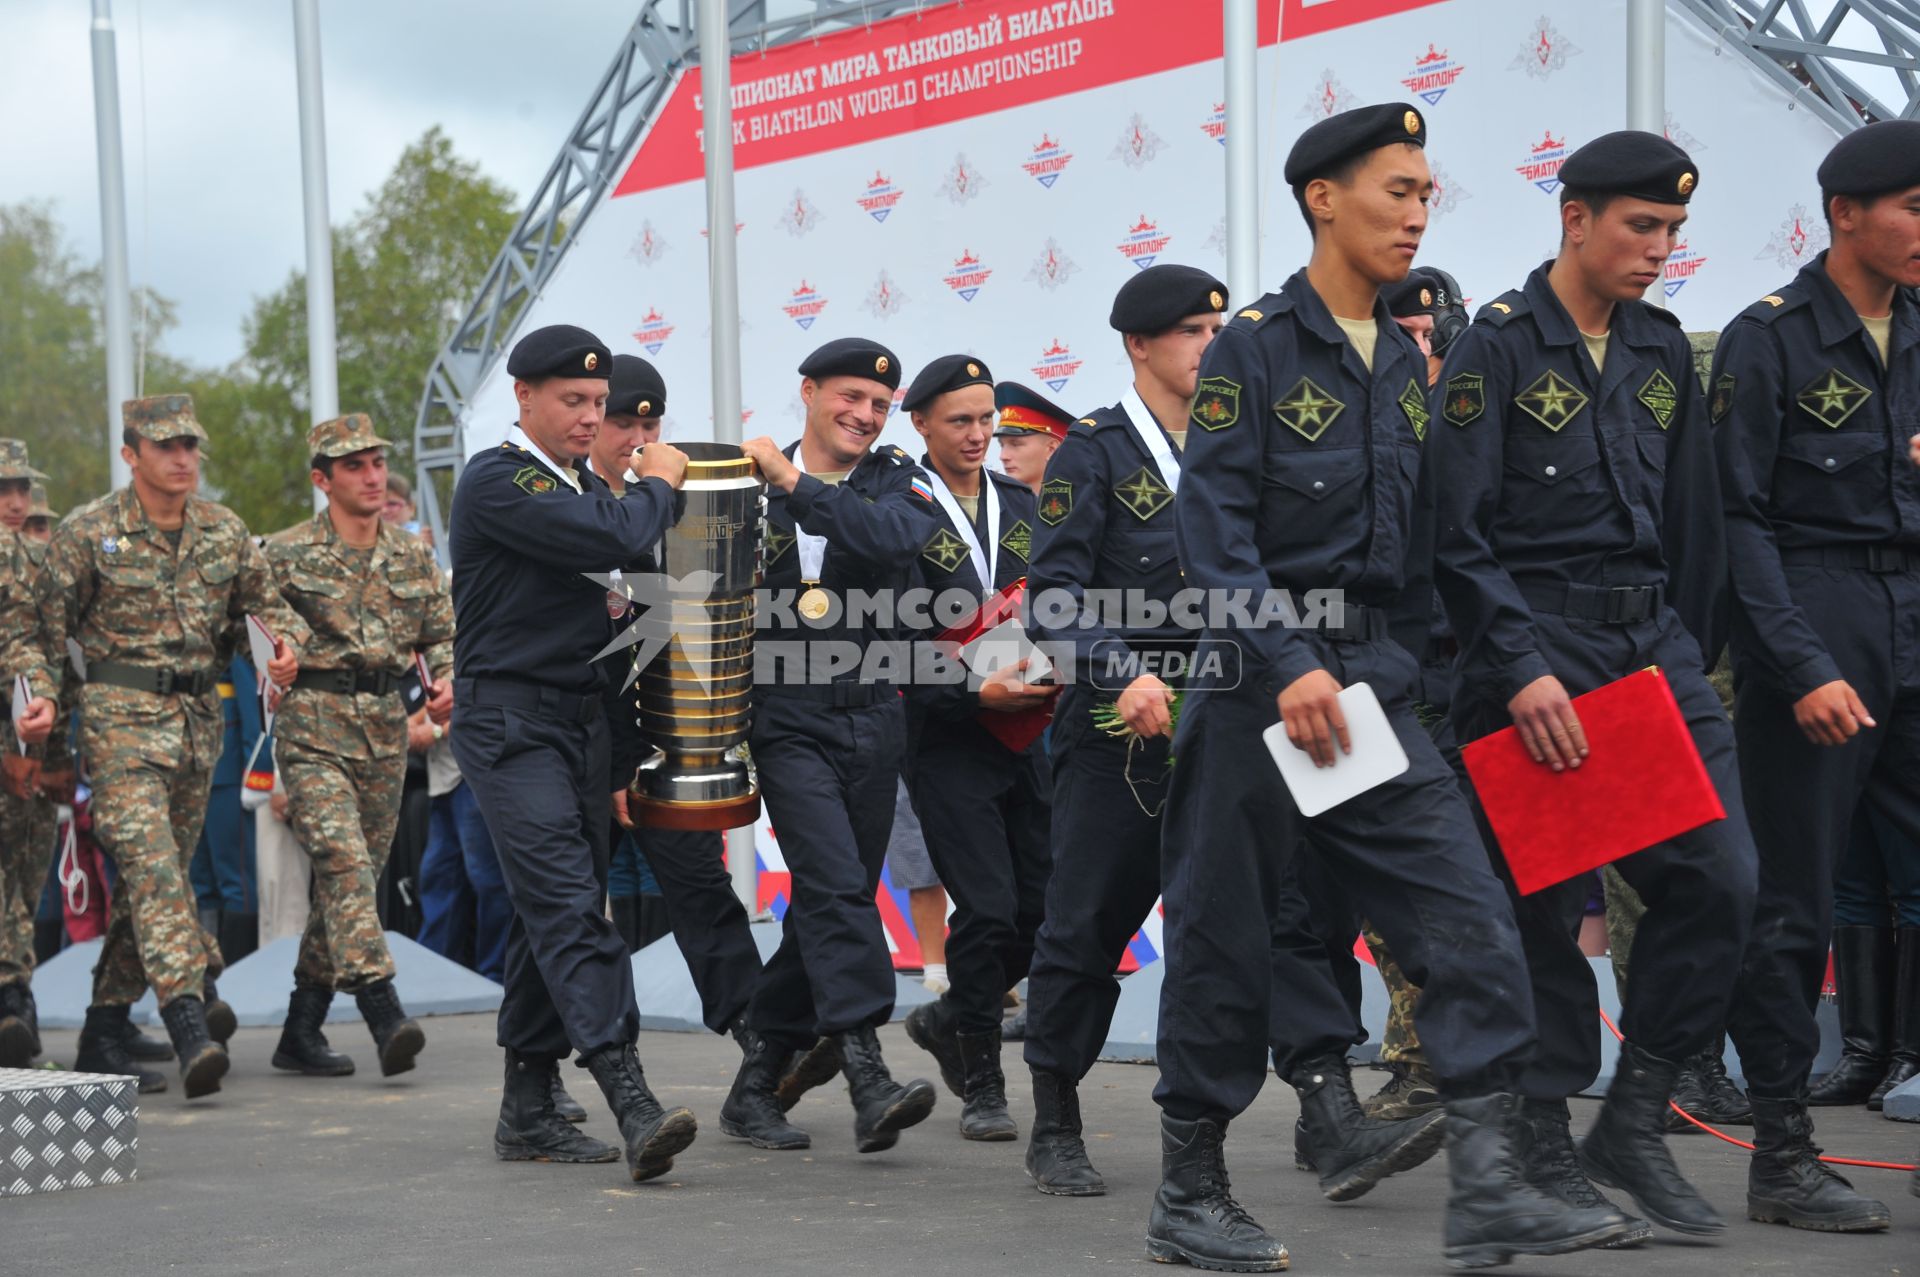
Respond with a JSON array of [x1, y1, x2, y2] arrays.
[[1519, 581, 1665, 624], [1780, 544, 1920, 574], [455, 676, 601, 723], [88, 660, 218, 696], [1303, 599, 1393, 640], [292, 668, 406, 696], [756, 681, 893, 708]]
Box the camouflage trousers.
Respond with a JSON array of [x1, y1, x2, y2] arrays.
[[1361, 919, 1427, 1069], [87, 709, 225, 1009], [0, 784, 59, 988], [1601, 864, 1645, 1003], [279, 739, 403, 992]]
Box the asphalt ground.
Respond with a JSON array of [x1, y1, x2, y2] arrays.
[[5, 1013, 1916, 1275]]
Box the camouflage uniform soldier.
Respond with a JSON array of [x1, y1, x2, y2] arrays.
[[1359, 923, 1438, 1119], [39, 396, 305, 1098], [266, 414, 451, 1079], [0, 438, 59, 1067]]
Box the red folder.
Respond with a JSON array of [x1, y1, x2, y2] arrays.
[[934, 579, 1054, 754], [1460, 668, 1725, 895]]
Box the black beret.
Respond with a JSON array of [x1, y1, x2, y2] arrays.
[[1817, 119, 1920, 198], [1284, 102, 1426, 188], [798, 336, 902, 391], [1559, 130, 1698, 204], [901, 354, 993, 414], [607, 354, 667, 418], [1384, 267, 1448, 318], [1108, 264, 1228, 335], [993, 381, 1073, 440], [506, 323, 611, 381]]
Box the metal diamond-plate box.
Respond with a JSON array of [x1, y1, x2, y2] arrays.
[[0, 1068, 138, 1195]]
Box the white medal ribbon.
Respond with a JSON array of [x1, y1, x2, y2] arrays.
[[922, 466, 1001, 588], [1120, 385, 1180, 494]]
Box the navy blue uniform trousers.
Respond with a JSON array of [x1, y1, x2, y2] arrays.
[[451, 684, 637, 1059], [640, 825, 762, 1033], [745, 694, 904, 1045]]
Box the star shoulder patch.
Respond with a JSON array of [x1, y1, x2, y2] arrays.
[[1273, 377, 1344, 443], [763, 526, 795, 564], [1795, 367, 1872, 429], [1114, 466, 1174, 522], [921, 527, 970, 573], [513, 466, 559, 495], [1398, 378, 1430, 441], [1513, 369, 1588, 433], [998, 519, 1032, 562], [1637, 369, 1678, 430], [1038, 477, 1073, 526], [1191, 376, 1241, 431]]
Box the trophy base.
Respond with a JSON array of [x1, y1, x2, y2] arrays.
[[632, 790, 761, 831]]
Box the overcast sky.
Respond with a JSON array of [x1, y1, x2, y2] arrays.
[[0, 0, 653, 368]]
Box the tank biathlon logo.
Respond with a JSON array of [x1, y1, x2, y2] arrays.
[[1201, 103, 1226, 145], [1023, 133, 1073, 187], [1516, 131, 1570, 194], [944, 249, 993, 303], [939, 153, 988, 205], [857, 171, 904, 222], [777, 189, 823, 237], [1402, 44, 1466, 105], [1118, 215, 1172, 271], [1025, 238, 1080, 291], [1300, 70, 1359, 120], [632, 308, 675, 355], [1757, 204, 1829, 269], [783, 280, 828, 330], [1511, 15, 1581, 80], [627, 220, 667, 267], [1032, 339, 1083, 394], [1663, 242, 1709, 298]]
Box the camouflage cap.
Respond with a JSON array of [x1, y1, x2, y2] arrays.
[[122, 394, 209, 443], [0, 438, 48, 481], [27, 482, 57, 519], [307, 412, 392, 459]]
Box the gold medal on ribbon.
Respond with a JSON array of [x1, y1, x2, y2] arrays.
[[798, 585, 831, 620]]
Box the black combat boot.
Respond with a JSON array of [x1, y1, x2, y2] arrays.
[[1689, 1038, 1753, 1126], [720, 1025, 811, 1150], [202, 975, 237, 1046], [1293, 1114, 1315, 1172], [1868, 928, 1920, 1110], [1291, 1054, 1446, 1201], [1443, 1093, 1633, 1269], [774, 1035, 842, 1112], [1809, 926, 1892, 1106], [353, 978, 425, 1077], [956, 1028, 1016, 1141], [74, 1004, 167, 1093], [1578, 1042, 1725, 1235], [0, 983, 35, 1066], [1026, 1069, 1104, 1195], [159, 994, 230, 1099], [493, 1050, 618, 1163], [271, 986, 355, 1076], [550, 1056, 588, 1123], [1516, 1098, 1650, 1245], [836, 1025, 936, 1153], [1144, 1115, 1289, 1272], [903, 997, 966, 1097], [116, 1015, 175, 1062], [1364, 1060, 1441, 1121], [1746, 1094, 1892, 1231], [582, 1042, 698, 1182]]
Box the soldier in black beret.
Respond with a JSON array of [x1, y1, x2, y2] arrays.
[[891, 355, 1055, 1142], [1146, 105, 1637, 1269], [1384, 265, 1469, 385], [1429, 127, 1768, 1240], [1021, 266, 1247, 1200], [449, 324, 701, 1180], [719, 338, 941, 1156], [1700, 119, 1920, 1234]]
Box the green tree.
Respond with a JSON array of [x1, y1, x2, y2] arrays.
[[223, 126, 519, 531]]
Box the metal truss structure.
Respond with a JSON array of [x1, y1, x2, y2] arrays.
[[410, 0, 937, 540], [1674, 0, 1920, 134]]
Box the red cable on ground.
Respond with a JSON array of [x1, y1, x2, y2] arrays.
[[1595, 1007, 1916, 1173]]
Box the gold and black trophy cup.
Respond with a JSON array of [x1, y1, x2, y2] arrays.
[[627, 442, 763, 830]]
